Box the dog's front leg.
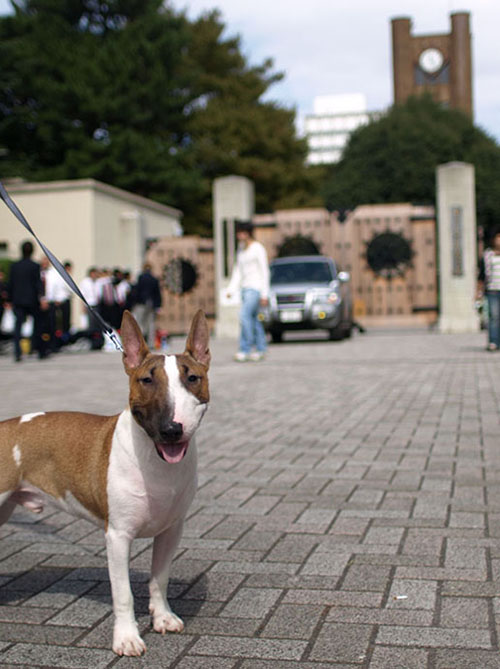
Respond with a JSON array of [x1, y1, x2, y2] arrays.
[[106, 528, 146, 656], [149, 520, 185, 634]]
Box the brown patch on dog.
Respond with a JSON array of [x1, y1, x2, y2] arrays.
[[0, 412, 118, 522], [185, 309, 211, 369], [127, 354, 172, 441], [120, 310, 173, 440], [176, 354, 210, 404], [177, 308, 210, 403], [121, 310, 150, 374]]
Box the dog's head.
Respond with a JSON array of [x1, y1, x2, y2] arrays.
[[120, 309, 210, 464]]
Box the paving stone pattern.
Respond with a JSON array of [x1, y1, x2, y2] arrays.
[[1, 329, 500, 667]]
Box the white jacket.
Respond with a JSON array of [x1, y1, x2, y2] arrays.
[[227, 241, 270, 300], [45, 267, 72, 303]]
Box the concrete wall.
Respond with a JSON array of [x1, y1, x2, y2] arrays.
[[212, 176, 255, 338], [0, 179, 183, 326], [437, 162, 479, 332], [0, 181, 94, 287]]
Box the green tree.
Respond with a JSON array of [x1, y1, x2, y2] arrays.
[[0, 0, 205, 220], [182, 10, 316, 224], [322, 95, 500, 239], [0, 1, 314, 235]]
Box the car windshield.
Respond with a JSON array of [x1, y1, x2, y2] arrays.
[[271, 261, 335, 285]]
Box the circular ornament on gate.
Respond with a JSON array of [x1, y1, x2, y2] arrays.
[[365, 232, 413, 279], [277, 234, 320, 257], [163, 258, 198, 294]]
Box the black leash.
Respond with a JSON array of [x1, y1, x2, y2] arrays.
[[0, 180, 123, 352]]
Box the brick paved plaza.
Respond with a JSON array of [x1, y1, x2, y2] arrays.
[[1, 328, 500, 668]]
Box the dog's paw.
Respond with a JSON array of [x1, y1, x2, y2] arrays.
[[112, 624, 146, 656], [152, 610, 184, 634]]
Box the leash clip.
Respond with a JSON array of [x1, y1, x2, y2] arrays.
[[106, 330, 124, 353]]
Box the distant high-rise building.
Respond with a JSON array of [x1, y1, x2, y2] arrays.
[[304, 94, 381, 165], [391, 12, 473, 117]]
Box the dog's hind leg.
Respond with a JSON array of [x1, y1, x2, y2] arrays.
[[149, 520, 185, 634], [0, 436, 22, 525], [0, 492, 16, 525]]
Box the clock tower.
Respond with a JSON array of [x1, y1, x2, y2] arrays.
[[391, 12, 472, 117]]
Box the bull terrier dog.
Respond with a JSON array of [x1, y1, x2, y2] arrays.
[[0, 309, 210, 656]]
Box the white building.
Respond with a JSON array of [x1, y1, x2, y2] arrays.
[[304, 94, 381, 165], [0, 178, 183, 324]]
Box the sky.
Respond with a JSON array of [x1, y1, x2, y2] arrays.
[[168, 0, 500, 141], [0, 0, 499, 142]]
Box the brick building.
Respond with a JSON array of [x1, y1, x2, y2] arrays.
[[391, 12, 473, 117]]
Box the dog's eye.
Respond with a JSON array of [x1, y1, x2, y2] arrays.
[[187, 374, 199, 383], [139, 376, 152, 384]]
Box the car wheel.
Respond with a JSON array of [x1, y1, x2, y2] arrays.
[[328, 327, 343, 341], [270, 329, 283, 343]]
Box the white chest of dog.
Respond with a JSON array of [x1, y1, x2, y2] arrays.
[[0, 310, 210, 656]]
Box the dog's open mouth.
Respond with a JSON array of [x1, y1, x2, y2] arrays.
[[154, 441, 189, 464]]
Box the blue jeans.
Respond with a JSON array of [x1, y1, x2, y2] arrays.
[[239, 288, 267, 354], [487, 291, 500, 347]]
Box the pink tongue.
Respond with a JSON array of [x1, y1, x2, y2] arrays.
[[156, 441, 188, 464]]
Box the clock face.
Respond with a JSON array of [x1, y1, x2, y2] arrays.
[[419, 48, 444, 74]]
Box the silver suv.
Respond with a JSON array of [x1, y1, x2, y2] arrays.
[[262, 255, 352, 342]]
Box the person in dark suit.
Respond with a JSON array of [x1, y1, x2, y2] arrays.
[[7, 240, 49, 361], [131, 263, 162, 347], [0, 269, 7, 331]]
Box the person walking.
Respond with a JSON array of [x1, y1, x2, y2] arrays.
[[478, 228, 500, 351], [131, 263, 162, 347], [0, 269, 7, 331], [226, 221, 270, 362], [96, 268, 117, 329], [118, 270, 133, 312], [79, 266, 104, 350], [7, 240, 49, 361], [45, 260, 73, 350]]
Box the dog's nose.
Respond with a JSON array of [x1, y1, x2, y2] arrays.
[[161, 422, 183, 441]]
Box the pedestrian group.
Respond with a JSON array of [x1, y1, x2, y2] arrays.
[[0, 241, 162, 361]]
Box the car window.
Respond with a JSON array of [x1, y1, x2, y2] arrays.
[[271, 261, 335, 284]]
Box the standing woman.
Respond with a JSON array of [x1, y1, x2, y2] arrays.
[[478, 228, 500, 351], [227, 221, 270, 362]]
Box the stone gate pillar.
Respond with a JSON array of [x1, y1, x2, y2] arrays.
[[437, 162, 479, 332], [212, 176, 255, 338]]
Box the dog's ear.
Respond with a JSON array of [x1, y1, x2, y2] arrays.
[[185, 309, 210, 368], [121, 310, 149, 372]]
